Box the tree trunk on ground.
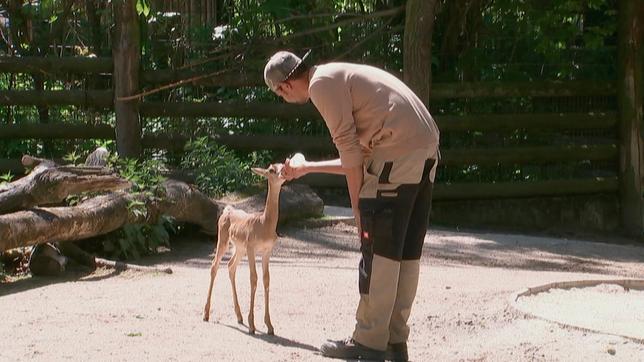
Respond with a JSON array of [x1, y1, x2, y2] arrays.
[[0, 155, 130, 215], [0, 151, 325, 253], [0, 179, 325, 253]]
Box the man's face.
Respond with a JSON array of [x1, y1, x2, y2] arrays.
[[274, 80, 308, 104]]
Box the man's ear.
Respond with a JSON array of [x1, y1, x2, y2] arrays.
[[281, 80, 293, 90]]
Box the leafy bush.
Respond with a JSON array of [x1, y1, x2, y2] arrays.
[[108, 156, 174, 260], [109, 156, 168, 197], [102, 216, 175, 260], [181, 137, 272, 197]]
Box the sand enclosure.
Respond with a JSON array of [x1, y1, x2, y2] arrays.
[[515, 280, 644, 342]]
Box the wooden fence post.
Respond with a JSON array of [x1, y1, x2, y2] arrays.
[[617, 0, 644, 237], [112, 0, 141, 159]]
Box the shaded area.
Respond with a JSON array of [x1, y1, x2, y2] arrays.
[[3, 221, 644, 297], [426, 227, 644, 277]]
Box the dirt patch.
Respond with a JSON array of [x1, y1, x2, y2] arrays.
[[1, 223, 644, 361]]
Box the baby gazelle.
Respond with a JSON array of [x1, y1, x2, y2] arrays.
[[203, 163, 286, 335]]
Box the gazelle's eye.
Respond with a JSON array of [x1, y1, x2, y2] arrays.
[[268, 168, 276, 174]]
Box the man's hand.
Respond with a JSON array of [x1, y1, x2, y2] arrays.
[[282, 154, 308, 181]]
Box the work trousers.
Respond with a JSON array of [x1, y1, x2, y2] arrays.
[[352, 148, 437, 351]]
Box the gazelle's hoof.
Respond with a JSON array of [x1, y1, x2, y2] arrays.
[[249, 329, 256, 335], [267, 328, 275, 336], [203, 315, 209, 322], [237, 318, 243, 324]]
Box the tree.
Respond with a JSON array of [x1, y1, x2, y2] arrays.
[[403, 0, 439, 105]]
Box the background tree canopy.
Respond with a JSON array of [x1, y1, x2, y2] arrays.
[[0, 0, 620, 189]]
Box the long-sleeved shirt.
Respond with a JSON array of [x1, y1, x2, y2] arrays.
[[308, 62, 440, 168]]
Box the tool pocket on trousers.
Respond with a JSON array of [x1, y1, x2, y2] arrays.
[[359, 211, 375, 294], [361, 206, 395, 259]]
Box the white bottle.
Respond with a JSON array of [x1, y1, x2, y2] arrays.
[[290, 153, 306, 167]]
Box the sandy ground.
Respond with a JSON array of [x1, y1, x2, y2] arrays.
[[1, 221, 644, 362]]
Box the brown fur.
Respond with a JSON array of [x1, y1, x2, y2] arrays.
[[202, 164, 286, 335]]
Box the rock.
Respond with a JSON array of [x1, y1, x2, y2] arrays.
[[231, 183, 324, 224]]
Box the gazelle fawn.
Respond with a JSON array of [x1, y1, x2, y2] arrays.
[[203, 163, 286, 335]]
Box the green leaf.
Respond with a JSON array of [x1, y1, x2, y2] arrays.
[[136, 0, 144, 15], [143, 2, 150, 17]]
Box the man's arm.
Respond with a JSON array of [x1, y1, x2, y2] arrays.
[[344, 165, 363, 235], [283, 157, 363, 235], [284, 157, 345, 179]]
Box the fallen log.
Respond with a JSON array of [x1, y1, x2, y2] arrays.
[[0, 155, 130, 215], [0, 149, 324, 258], [0, 180, 325, 253], [0, 183, 224, 253], [1, 192, 140, 252]]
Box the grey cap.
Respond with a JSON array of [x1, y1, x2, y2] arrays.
[[264, 50, 311, 91]]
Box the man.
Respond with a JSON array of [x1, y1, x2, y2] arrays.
[[264, 50, 439, 361]]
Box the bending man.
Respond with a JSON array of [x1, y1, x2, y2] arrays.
[[264, 50, 440, 361]]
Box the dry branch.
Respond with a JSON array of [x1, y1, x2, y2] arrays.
[[95, 257, 173, 274]]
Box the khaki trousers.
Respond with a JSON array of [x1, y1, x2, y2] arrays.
[[352, 148, 437, 351]]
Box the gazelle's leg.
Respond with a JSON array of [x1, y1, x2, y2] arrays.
[[203, 219, 230, 322], [247, 246, 258, 334], [262, 251, 274, 335], [228, 245, 244, 324]]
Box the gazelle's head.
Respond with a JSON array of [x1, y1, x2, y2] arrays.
[[251, 163, 287, 187]]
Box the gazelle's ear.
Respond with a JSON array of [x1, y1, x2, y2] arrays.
[[251, 167, 267, 177]]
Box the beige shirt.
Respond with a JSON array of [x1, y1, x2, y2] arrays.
[[308, 62, 440, 168]]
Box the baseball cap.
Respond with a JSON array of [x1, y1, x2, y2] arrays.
[[264, 49, 311, 91]]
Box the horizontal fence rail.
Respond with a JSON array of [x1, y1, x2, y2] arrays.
[[0, 56, 113, 74], [0, 90, 113, 108], [294, 174, 619, 200], [0, 124, 618, 164], [0, 157, 617, 201], [0, 55, 622, 201], [0, 56, 619, 97], [139, 102, 319, 119]]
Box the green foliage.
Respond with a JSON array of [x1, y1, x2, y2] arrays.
[[434, 0, 617, 82], [63, 151, 82, 166], [109, 156, 167, 196], [97, 155, 172, 260], [0, 172, 14, 185], [102, 216, 175, 260], [136, 0, 151, 17], [181, 137, 271, 197]]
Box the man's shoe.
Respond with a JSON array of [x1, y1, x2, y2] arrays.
[[320, 338, 385, 360], [384, 342, 408, 361]]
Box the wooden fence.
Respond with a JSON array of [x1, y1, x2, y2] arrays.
[[0, 2, 641, 235]]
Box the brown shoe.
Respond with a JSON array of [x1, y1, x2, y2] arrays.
[[384, 342, 408, 361], [320, 338, 385, 361]]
